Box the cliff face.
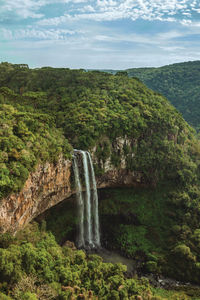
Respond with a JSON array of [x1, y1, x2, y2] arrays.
[[96, 169, 143, 188], [0, 156, 72, 233], [0, 138, 145, 233], [94, 137, 144, 188]]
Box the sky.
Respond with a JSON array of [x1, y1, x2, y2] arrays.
[[0, 0, 200, 69]]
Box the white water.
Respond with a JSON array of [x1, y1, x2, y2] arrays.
[[72, 153, 85, 248], [73, 150, 101, 248], [87, 152, 100, 247], [81, 150, 93, 247]]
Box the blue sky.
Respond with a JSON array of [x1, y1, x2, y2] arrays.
[[0, 0, 200, 69]]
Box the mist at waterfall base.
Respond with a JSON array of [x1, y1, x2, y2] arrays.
[[73, 150, 101, 249]]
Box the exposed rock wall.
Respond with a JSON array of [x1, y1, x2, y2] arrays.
[[97, 169, 143, 188], [0, 138, 145, 233], [93, 136, 144, 188], [0, 156, 72, 233]]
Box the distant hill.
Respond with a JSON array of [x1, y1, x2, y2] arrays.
[[125, 61, 200, 130], [97, 61, 200, 130]]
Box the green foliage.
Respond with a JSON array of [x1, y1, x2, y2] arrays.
[[126, 61, 200, 130], [99, 186, 200, 283], [20, 292, 38, 300], [0, 63, 199, 189], [115, 225, 154, 257], [0, 233, 16, 249], [0, 223, 162, 299], [1, 63, 200, 292], [173, 244, 196, 261], [146, 261, 158, 273], [0, 292, 12, 299], [37, 197, 78, 244], [151, 288, 190, 300], [0, 103, 72, 199]]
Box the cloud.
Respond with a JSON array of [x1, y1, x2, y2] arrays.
[[181, 20, 200, 27], [2, 34, 198, 70], [1, 0, 200, 69], [97, 0, 117, 8], [0, 0, 45, 19], [0, 28, 78, 40], [0, 0, 88, 20], [78, 5, 96, 13], [1, 0, 199, 24], [160, 46, 185, 52], [37, 0, 200, 26], [157, 30, 185, 40]]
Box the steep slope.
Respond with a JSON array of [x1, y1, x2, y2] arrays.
[[126, 61, 200, 130], [1, 63, 200, 285]]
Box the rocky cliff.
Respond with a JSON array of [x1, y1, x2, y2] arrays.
[[0, 156, 72, 233], [0, 139, 144, 233], [94, 137, 144, 188]]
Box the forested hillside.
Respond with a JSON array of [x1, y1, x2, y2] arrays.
[[0, 62, 198, 197], [125, 61, 200, 130], [1, 62, 200, 298]]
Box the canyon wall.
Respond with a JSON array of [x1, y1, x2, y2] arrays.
[[0, 156, 72, 233], [0, 137, 144, 233]]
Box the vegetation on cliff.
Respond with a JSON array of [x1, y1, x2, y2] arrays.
[[1, 62, 200, 291], [0, 98, 71, 199], [124, 61, 200, 130]]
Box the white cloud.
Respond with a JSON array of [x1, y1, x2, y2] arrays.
[[0, 0, 45, 19], [37, 0, 200, 25], [1, 0, 200, 69], [157, 30, 185, 40], [0, 0, 198, 23], [160, 46, 185, 51], [0, 0, 89, 20], [2, 35, 199, 69], [97, 0, 117, 7], [0, 28, 77, 40], [79, 5, 95, 12], [180, 19, 192, 25], [192, 8, 200, 13], [181, 20, 200, 27], [65, 0, 89, 2]]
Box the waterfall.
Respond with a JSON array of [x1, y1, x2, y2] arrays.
[[81, 150, 93, 247], [87, 152, 100, 247], [73, 154, 85, 248], [73, 150, 101, 248]]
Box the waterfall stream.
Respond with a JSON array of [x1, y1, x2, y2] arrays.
[[72, 154, 85, 248], [87, 152, 100, 247], [73, 150, 101, 248]]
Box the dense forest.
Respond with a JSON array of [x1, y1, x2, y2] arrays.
[[123, 61, 200, 130], [1, 62, 200, 299]]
